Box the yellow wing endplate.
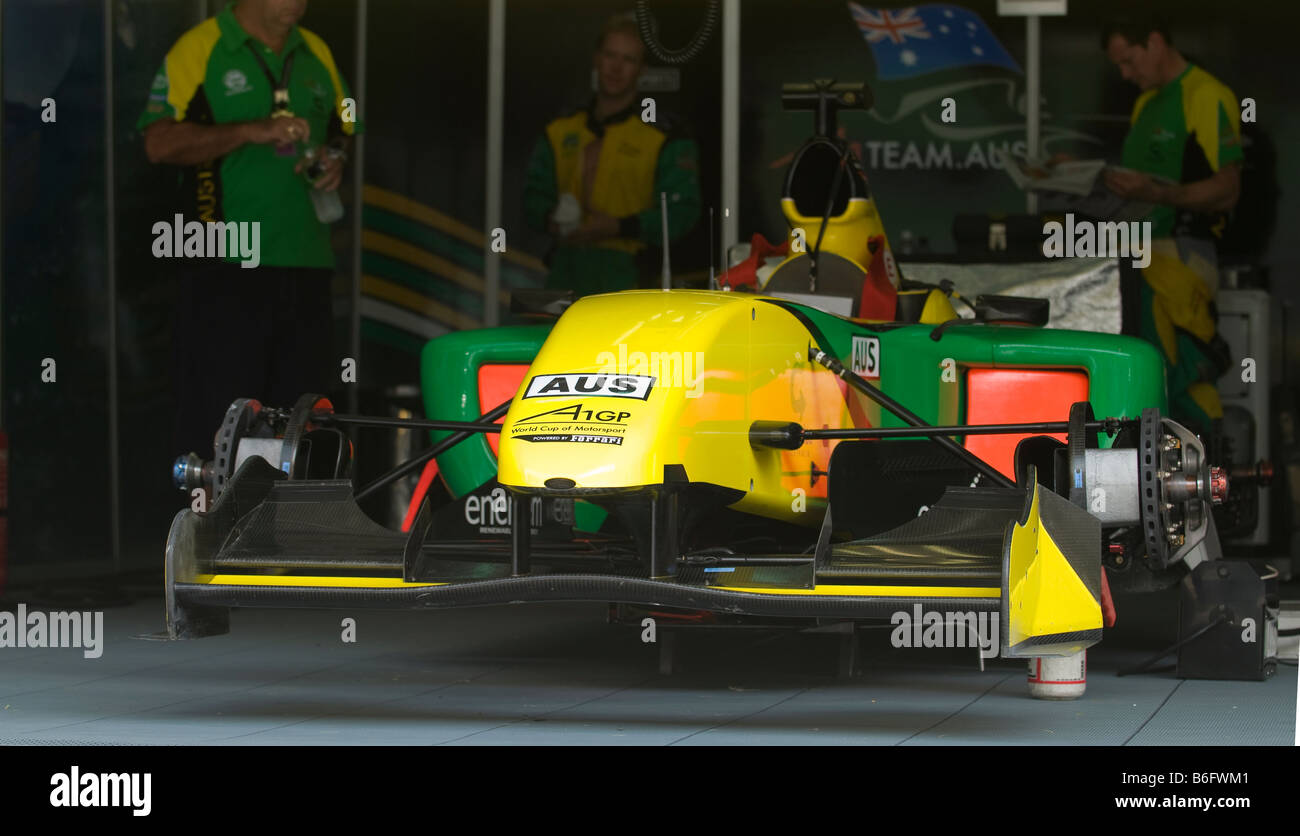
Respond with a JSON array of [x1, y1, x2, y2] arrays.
[[1001, 471, 1103, 657]]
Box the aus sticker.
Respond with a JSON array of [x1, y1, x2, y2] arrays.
[[850, 335, 881, 378], [524, 373, 654, 400]]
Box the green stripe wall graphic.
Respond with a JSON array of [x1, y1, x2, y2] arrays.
[[357, 186, 547, 384]]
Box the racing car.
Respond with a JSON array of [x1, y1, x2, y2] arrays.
[[163, 81, 1234, 694]]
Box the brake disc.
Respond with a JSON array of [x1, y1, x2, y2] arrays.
[[1137, 408, 1215, 569], [1065, 400, 1097, 509], [278, 393, 334, 478], [1138, 407, 1170, 567], [212, 398, 263, 500]]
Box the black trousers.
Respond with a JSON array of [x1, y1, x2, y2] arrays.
[[171, 260, 335, 458]]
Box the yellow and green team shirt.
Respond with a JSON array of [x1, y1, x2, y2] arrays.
[[1122, 64, 1243, 239], [524, 101, 701, 295], [136, 2, 361, 268]]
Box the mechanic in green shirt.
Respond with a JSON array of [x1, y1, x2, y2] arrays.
[[1101, 17, 1242, 440], [524, 14, 702, 297], [138, 0, 361, 462]]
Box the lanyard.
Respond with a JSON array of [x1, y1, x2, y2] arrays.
[[246, 42, 297, 116]]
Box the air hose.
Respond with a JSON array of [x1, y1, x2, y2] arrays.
[[634, 0, 720, 65]]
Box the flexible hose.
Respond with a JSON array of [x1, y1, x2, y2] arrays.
[[809, 142, 854, 293], [1117, 613, 1228, 676], [634, 0, 720, 64]]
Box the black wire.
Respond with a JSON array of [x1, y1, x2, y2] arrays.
[[634, 0, 720, 65], [1117, 614, 1228, 677], [709, 206, 716, 289]]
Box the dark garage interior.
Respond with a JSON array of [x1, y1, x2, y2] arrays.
[[1, 0, 1297, 811]]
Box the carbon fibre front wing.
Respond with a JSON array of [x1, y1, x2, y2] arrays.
[[164, 457, 1102, 658]]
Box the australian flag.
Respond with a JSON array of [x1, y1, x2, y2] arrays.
[[848, 3, 1022, 80]]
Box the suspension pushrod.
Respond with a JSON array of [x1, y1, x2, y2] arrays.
[[353, 398, 511, 502], [802, 419, 1132, 440], [810, 347, 1017, 489], [314, 412, 501, 433]]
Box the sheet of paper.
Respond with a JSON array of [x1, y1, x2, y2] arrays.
[[1003, 154, 1174, 221]]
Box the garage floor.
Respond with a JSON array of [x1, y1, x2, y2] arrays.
[[1, 586, 1294, 746]]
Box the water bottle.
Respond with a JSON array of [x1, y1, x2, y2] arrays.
[[552, 193, 581, 236], [300, 146, 345, 224]]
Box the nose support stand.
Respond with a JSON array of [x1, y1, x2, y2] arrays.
[[510, 494, 530, 576]]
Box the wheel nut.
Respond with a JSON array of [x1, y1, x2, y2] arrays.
[[1209, 466, 1229, 504]]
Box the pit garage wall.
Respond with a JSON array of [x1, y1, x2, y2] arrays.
[[1, 0, 1296, 580], [0, 0, 364, 581], [740, 0, 1295, 282], [4, 0, 119, 581], [737, 0, 1297, 404]]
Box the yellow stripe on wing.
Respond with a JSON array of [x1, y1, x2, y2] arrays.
[[201, 575, 996, 599], [205, 575, 445, 588], [715, 584, 1000, 598]]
